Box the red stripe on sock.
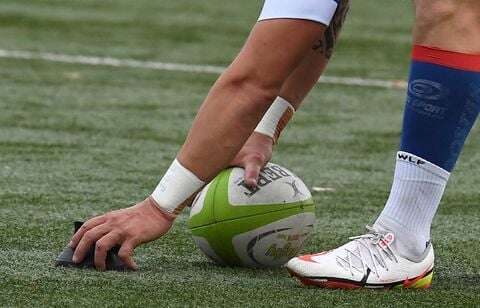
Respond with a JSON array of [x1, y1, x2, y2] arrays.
[[412, 45, 480, 72]]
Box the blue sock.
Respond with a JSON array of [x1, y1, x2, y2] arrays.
[[400, 45, 480, 171]]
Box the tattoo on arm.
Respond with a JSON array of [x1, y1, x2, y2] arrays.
[[312, 0, 351, 59]]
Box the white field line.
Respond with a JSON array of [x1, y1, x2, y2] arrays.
[[0, 49, 407, 90], [312, 186, 336, 192]]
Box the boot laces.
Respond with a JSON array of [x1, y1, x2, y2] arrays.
[[336, 226, 399, 278]]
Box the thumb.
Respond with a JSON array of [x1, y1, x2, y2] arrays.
[[118, 241, 138, 271]]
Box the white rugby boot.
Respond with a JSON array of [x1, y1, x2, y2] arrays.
[[286, 226, 434, 289]]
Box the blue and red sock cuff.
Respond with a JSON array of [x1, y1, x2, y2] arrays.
[[412, 45, 480, 72], [400, 45, 480, 172]]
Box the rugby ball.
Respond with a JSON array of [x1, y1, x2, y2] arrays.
[[188, 163, 315, 268]]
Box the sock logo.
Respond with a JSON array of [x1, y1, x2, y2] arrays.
[[408, 79, 446, 100], [407, 79, 449, 119], [397, 153, 426, 165]]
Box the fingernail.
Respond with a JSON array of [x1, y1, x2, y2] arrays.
[[72, 256, 78, 263], [68, 241, 73, 247]]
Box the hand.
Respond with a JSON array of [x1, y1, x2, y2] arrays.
[[69, 197, 174, 271], [230, 132, 273, 186]]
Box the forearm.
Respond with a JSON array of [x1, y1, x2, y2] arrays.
[[69, 1, 348, 270], [178, 74, 273, 181], [251, 53, 329, 146], [260, 0, 350, 136], [278, 49, 329, 110], [279, 0, 350, 109], [177, 20, 325, 181]]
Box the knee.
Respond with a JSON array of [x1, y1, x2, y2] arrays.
[[415, 0, 457, 30], [413, 0, 480, 50]]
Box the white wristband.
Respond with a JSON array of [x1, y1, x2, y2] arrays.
[[151, 159, 205, 216], [254, 97, 295, 143]]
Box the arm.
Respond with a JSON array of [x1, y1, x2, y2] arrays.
[[69, 19, 327, 271], [232, 0, 350, 185], [177, 20, 326, 180]]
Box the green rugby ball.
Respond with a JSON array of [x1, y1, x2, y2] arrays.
[[188, 163, 315, 268]]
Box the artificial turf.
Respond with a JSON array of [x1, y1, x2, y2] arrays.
[[1, 0, 479, 306]]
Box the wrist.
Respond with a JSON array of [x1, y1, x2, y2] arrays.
[[251, 132, 275, 147], [254, 96, 294, 144], [146, 196, 177, 222], [151, 159, 205, 217]]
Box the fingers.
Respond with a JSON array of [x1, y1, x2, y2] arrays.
[[72, 224, 110, 264], [69, 215, 107, 248], [244, 153, 264, 187], [118, 240, 138, 271], [94, 232, 122, 271], [244, 163, 261, 187]]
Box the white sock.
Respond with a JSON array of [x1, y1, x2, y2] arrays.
[[374, 151, 450, 260]]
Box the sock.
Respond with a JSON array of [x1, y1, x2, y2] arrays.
[[375, 152, 449, 259], [400, 45, 480, 172], [375, 45, 480, 259]]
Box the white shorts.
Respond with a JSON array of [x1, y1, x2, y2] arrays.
[[258, 0, 339, 26]]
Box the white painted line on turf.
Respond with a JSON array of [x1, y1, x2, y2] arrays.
[[0, 49, 225, 74], [0, 49, 407, 90], [312, 187, 336, 192], [319, 76, 406, 90]]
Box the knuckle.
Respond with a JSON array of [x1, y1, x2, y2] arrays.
[[116, 229, 125, 238], [247, 152, 265, 164], [129, 236, 141, 245], [95, 241, 105, 251], [83, 231, 94, 241], [108, 212, 124, 223], [118, 251, 129, 259], [125, 209, 139, 218]]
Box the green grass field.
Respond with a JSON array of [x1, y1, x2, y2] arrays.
[[1, 0, 480, 306]]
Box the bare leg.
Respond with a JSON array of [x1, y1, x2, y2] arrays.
[[413, 0, 480, 52], [373, 0, 480, 256], [286, 0, 480, 289]]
